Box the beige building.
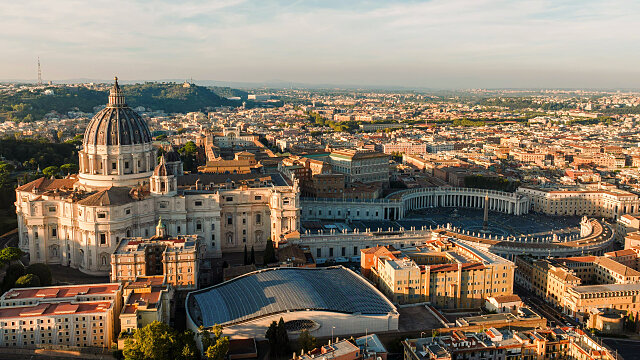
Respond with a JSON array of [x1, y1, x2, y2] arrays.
[[0, 283, 122, 349], [565, 283, 640, 320], [111, 221, 201, 290], [362, 238, 515, 308], [119, 276, 174, 335], [516, 254, 640, 318], [329, 149, 389, 185], [198, 151, 261, 174], [517, 185, 640, 220]]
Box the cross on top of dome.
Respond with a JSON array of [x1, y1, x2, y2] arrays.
[[108, 76, 126, 107]]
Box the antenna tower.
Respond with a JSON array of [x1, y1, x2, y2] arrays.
[[37, 57, 42, 85]]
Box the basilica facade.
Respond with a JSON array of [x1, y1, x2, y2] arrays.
[[14, 78, 300, 275]]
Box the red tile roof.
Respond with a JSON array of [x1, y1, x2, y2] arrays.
[[3, 284, 120, 300], [16, 177, 77, 192], [0, 301, 112, 319]]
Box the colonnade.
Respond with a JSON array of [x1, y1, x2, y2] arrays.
[[397, 187, 530, 217]]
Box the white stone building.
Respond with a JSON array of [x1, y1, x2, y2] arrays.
[[14, 78, 300, 275]]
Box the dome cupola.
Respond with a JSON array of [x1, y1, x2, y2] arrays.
[[83, 77, 152, 147], [77, 77, 157, 189]]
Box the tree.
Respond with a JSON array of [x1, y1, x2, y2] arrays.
[[205, 336, 229, 360], [265, 321, 278, 351], [298, 329, 317, 353], [60, 163, 79, 175], [2, 263, 25, 291], [15, 274, 40, 288], [26, 263, 52, 286], [250, 246, 255, 265], [123, 321, 198, 360], [276, 317, 290, 355], [0, 247, 23, 266], [42, 165, 59, 178], [199, 324, 229, 360], [263, 239, 277, 265], [243, 244, 248, 266]]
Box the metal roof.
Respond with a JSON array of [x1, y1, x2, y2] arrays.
[[187, 266, 396, 327]]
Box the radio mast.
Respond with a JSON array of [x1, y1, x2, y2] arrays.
[[37, 57, 42, 85]]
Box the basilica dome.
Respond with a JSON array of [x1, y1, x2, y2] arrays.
[[84, 77, 151, 147], [77, 77, 157, 188]]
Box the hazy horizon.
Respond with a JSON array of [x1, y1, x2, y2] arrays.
[[3, 0, 640, 89]]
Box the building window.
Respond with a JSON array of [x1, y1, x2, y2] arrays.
[[227, 215, 233, 225], [97, 212, 106, 219], [111, 162, 117, 170], [48, 206, 56, 213], [194, 201, 202, 206], [226, 197, 233, 202], [255, 214, 261, 225], [255, 195, 262, 200], [125, 208, 131, 215], [196, 221, 202, 231], [99, 234, 107, 245], [51, 227, 57, 237]]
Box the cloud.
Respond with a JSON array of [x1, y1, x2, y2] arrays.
[[1, 0, 639, 87]]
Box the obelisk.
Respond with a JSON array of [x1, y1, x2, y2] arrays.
[[482, 193, 489, 232]]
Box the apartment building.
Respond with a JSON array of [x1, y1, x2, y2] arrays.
[[0, 283, 122, 349], [362, 238, 515, 309], [515, 254, 640, 318], [119, 276, 174, 335], [382, 142, 427, 155], [403, 327, 615, 360]]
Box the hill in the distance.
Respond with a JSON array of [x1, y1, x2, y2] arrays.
[[0, 82, 242, 122]]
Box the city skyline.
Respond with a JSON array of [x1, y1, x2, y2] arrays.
[[2, 0, 640, 89]]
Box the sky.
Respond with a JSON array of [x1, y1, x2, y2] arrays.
[[2, 0, 640, 89]]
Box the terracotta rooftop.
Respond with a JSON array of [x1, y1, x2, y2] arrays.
[[125, 276, 166, 289], [16, 177, 77, 192], [2, 283, 120, 301], [0, 301, 112, 319], [491, 294, 522, 303]]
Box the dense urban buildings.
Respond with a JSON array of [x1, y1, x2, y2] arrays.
[[3, 79, 640, 358]]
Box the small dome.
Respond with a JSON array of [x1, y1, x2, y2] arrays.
[[153, 156, 168, 177], [84, 77, 152, 147], [164, 150, 181, 163]]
